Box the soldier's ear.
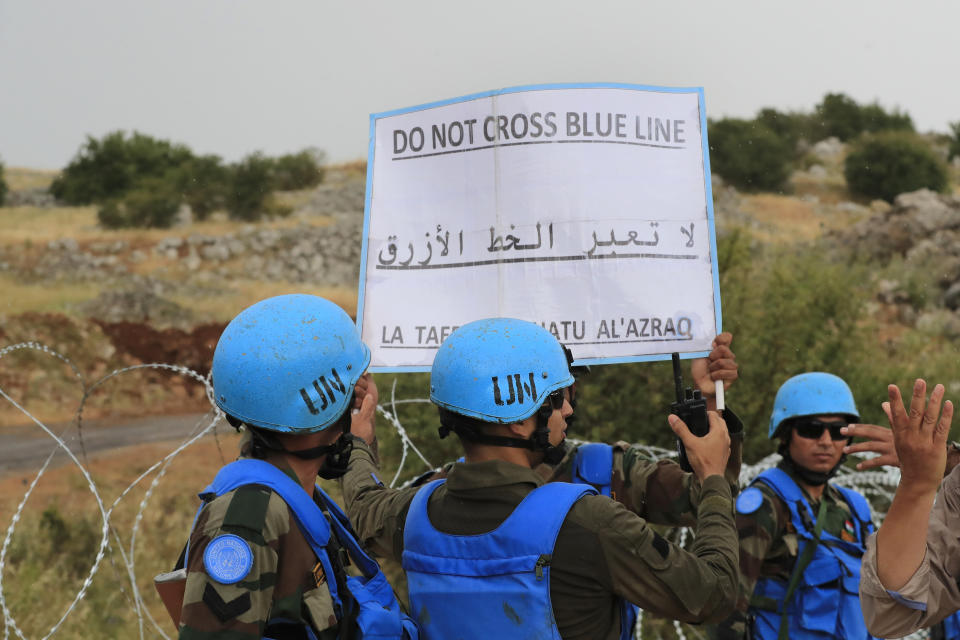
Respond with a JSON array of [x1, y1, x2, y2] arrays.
[[506, 419, 534, 438]]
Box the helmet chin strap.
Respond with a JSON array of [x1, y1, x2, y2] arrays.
[[534, 404, 567, 465], [243, 415, 354, 480], [777, 440, 846, 487], [438, 404, 567, 465]]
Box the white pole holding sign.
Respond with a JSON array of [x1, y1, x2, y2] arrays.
[[357, 83, 721, 372]]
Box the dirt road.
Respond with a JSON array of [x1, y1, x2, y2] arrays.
[[0, 412, 220, 474]]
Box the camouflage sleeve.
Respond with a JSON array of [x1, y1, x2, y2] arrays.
[[569, 474, 740, 623], [612, 408, 744, 526], [179, 485, 338, 639], [539, 409, 743, 526], [339, 438, 420, 561], [706, 485, 787, 640]]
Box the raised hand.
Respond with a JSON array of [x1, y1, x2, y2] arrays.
[[887, 379, 952, 492], [351, 373, 379, 445], [841, 422, 898, 470]]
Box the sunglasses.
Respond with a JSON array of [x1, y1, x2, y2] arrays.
[[794, 420, 849, 441], [543, 389, 566, 411]]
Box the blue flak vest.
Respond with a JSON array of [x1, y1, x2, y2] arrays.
[[571, 442, 641, 635], [748, 468, 876, 640], [571, 442, 614, 497], [192, 459, 419, 640], [402, 478, 636, 640], [940, 609, 960, 640]]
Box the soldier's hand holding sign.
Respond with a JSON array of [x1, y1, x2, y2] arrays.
[[690, 332, 738, 411]]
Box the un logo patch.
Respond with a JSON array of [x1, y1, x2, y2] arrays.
[[735, 487, 764, 515], [203, 534, 254, 584]]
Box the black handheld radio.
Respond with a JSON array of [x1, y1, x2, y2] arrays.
[[670, 352, 710, 473]]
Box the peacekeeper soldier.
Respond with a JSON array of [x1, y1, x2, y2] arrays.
[[172, 295, 416, 640], [849, 379, 960, 639], [409, 333, 743, 528], [708, 372, 878, 640], [341, 317, 740, 640]]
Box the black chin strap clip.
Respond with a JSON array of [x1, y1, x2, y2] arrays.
[[246, 416, 355, 480]]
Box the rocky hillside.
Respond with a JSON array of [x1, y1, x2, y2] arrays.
[[1, 151, 958, 427]]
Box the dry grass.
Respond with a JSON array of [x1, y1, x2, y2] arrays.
[[0, 206, 100, 244], [0, 205, 335, 249], [328, 160, 367, 182], [167, 281, 358, 321], [737, 193, 867, 244], [4, 167, 58, 192], [789, 172, 851, 204], [0, 273, 103, 315], [273, 188, 317, 210]]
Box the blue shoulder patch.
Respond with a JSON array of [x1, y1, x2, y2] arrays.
[[736, 487, 765, 515], [203, 534, 253, 584]]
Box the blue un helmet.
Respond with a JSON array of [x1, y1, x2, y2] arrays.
[[768, 372, 860, 439], [212, 294, 371, 434], [431, 317, 574, 424]]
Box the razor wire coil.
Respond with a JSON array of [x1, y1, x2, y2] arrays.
[[0, 342, 929, 640]]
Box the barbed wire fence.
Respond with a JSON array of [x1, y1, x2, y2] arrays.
[[0, 342, 924, 640]]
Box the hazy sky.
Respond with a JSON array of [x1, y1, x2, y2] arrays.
[[1, 0, 955, 169]]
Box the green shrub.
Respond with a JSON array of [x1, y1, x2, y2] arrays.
[[815, 93, 864, 141], [815, 93, 914, 142], [51, 130, 194, 205], [860, 103, 914, 134], [845, 132, 948, 202], [226, 152, 275, 221], [272, 148, 325, 190], [754, 108, 814, 152], [949, 122, 960, 160], [166, 154, 229, 220], [0, 158, 7, 206], [97, 176, 181, 229], [708, 118, 792, 191]]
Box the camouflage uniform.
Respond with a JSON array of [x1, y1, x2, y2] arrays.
[[415, 410, 743, 528], [342, 438, 740, 639], [706, 461, 865, 640], [179, 454, 345, 640]]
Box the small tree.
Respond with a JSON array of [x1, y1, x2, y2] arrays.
[[226, 152, 274, 221], [51, 131, 194, 205], [708, 118, 792, 191], [272, 148, 325, 191], [845, 132, 948, 202], [815, 93, 864, 141], [97, 177, 181, 229]]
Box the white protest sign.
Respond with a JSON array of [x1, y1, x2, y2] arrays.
[[357, 83, 721, 372]]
